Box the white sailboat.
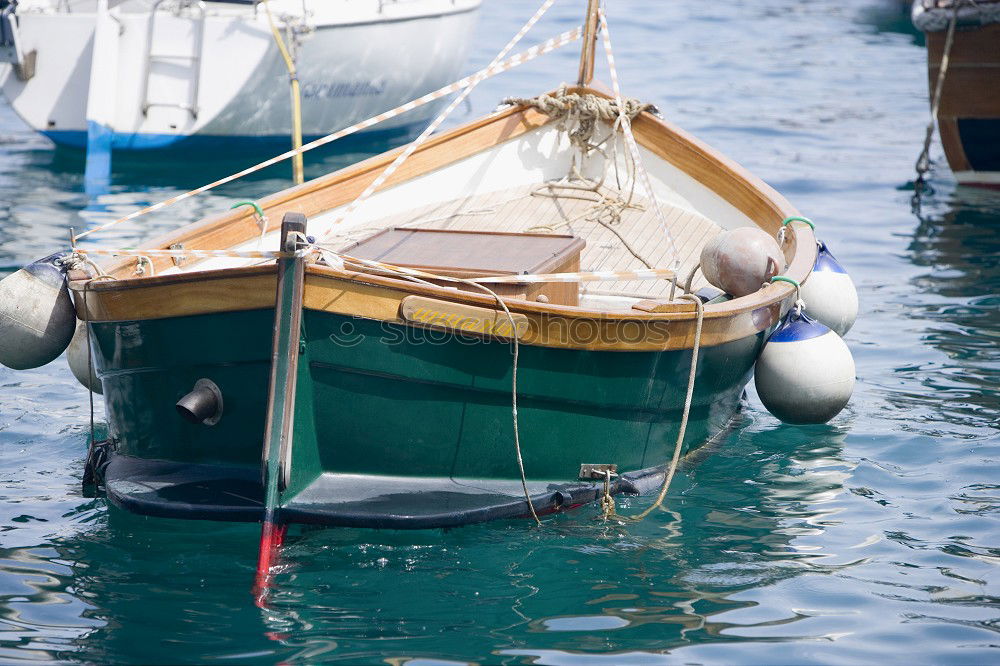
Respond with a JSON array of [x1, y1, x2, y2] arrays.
[[0, 0, 481, 153]]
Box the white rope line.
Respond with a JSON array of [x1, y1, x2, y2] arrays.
[[320, 0, 562, 240], [597, 9, 679, 266], [77, 248, 303, 260], [71, 24, 582, 243], [73, 243, 679, 285], [913, 1, 962, 204], [472, 268, 677, 284]]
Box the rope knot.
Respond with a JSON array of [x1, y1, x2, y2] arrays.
[[504, 86, 657, 156]]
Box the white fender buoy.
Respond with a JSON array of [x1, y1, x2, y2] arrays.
[[754, 309, 855, 424], [800, 242, 858, 337], [701, 228, 784, 298], [0, 254, 76, 370], [66, 320, 102, 394]]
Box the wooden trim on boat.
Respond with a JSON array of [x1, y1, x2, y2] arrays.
[[74, 84, 816, 350], [72, 261, 785, 351]]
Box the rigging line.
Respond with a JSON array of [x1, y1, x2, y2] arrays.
[[319, 0, 561, 240], [458, 278, 541, 527], [311, 244, 541, 525], [597, 8, 680, 267], [71, 26, 581, 243], [913, 0, 963, 208]]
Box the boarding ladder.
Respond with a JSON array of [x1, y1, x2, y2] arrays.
[[0, 1, 35, 80], [140, 0, 206, 119]]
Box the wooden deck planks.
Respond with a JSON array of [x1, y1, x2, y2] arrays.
[[330, 182, 721, 299]]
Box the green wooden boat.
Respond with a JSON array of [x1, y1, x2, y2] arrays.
[[60, 2, 818, 530]]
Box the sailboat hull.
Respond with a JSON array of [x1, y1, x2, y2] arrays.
[[1, 0, 480, 151]]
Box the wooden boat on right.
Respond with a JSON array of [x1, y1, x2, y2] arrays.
[[913, 0, 1000, 187]]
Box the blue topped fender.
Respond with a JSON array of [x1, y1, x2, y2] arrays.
[[799, 239, 858, 336], [23, 252, 71, 289], [813, 241, 848, 274], [767, 308, 831, 343]]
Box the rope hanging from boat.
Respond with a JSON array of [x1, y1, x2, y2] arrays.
[[308, 243, 543, 526], [69, 24, 582, 243], [912, 0, 963, 209], [628, 293, 704, 522], [318, 0, 561, 242]]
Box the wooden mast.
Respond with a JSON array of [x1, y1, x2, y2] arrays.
[[577, 0, 600, 86]]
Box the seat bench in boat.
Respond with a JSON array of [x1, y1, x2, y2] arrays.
[[340, 228, 585, 306]]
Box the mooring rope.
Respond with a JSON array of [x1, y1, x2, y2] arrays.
[[70, 25, 582, 243], [628, 293, 704, 521], [319, 0, 561, 241], [309, 244, 542, 526], [913, 0, 963, 208], [598, 9, 680, 267], [505, 86, 668, 277]]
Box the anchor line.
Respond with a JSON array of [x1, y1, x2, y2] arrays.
[[913, 0, 963, 209], [71, 25, 583, 243], [319, 0, 561, 239]]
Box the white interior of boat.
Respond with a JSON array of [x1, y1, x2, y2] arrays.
[[155, 116, 759, 312]]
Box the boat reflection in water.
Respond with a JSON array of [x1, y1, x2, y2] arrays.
[[1, 423, 851, 664], [903, 189, 1000, 431]]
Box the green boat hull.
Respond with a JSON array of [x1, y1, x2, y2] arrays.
[[90, 308, 763, 527]]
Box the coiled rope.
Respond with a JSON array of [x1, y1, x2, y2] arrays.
[[504, 87, 656, 156]]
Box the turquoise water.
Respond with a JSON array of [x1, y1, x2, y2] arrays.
[[2, 1, 999, 663]]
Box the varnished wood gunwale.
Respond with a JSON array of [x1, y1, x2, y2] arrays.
[[73, 84, 817, 349], [73, 260, 781, 351]]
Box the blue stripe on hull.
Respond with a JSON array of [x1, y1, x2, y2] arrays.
[[41, 122, 425, 153], [83, 121, 113, 194]]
